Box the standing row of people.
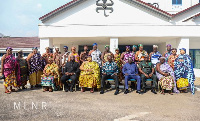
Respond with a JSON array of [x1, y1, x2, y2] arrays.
[[1, 43, 195, 95]]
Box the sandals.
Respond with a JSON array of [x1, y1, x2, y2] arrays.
[[81, 87, 85, 92], [49, 88, 53, 92], [10, 89, 17, 92], [90, 88, 94, 93], [5, 90, 11, 94]]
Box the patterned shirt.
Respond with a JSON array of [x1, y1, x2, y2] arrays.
[[102, 61, 118, 75]]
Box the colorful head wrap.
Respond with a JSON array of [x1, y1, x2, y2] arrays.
[[6, 47, 13, 51], [105, 45, 109, 48], [63, 46, 68, 49], [138, 44, 143, 47], [166, 44, 171, 47], [179, 48, 186, 53], [93, 43, 97, 46], [153, 45, 158, 48], [132, 45, 137, 48], [45, 47, 50, 50], [32, 47, 38, 50], [126, 46, 130, 48]]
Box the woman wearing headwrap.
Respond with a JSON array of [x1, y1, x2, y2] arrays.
[[132, 45, 137, 54], [89, 43, 102, 66], [149, 45, 162, 67], [1, 47, 20, 94], [42, 47, 53, 64], [174, 48, 195, 94], [114, 48, 123, 82], [168, 48, 179, 70], [79, 56, 100, 93], [68, 46, 80, 63], [135, 44, 148, 63], [156, 57, 179, 95], [120, 46, 135, 65], [101, 45, 114, 64], [41, 56, 60, 92], [163, 44, 172, 62], [27, 47, 45, 89], [16, 50, 28, 89]]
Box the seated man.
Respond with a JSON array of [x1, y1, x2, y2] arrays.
[[139, 55, 157, 94], [122, 57, 142, 94], [61, 55, 80, 92], [100, 55, 119, 95]]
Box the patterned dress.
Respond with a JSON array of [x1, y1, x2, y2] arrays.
[[123, 51, 135, 63], [79, 61, 100, 88], [164, 51, 171, 62], [41, 63, 60, 87], [150, 51, 162, 67], [17, 57, 28, 86], [89, 49, 102, 66], [136, 50, 148, 61], [174, 54, 195, 94], [156, 63, 179, 92], [168, 54, 178, 70], [69, 53, 80, 63], [53, 52, 62, 68], [114, 53, 122, 81], [3, 55, 20, 87], [29, 53, 45, 85]]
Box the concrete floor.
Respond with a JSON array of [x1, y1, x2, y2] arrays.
[[0, 80, 200, 121]]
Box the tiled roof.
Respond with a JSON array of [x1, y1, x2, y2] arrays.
[[39, 0, 200, 21], [0, 37, 40, 48]]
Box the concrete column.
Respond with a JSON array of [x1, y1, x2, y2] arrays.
[[110, 38, 118, 54], [176, 38, 189, 54], [40, 38, 53, 54]]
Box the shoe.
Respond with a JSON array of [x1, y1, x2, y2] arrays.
[[136, 90, 142, 94], [124, 89, 129, 94], [114, 90, 119, 95], [151, 89, 157, 94], [65, 88, 68, 92], [100, 90, 104, 94]]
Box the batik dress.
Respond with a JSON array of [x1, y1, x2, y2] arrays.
[[79, 61, 100, 88], [29, 53, 45, 86], [174, 54, 195, 94], [41, 63, 60, 87], [168, 54, 178, 70], [156, 63, 179, 93], [3, 55, 20, 87], [17, 58, 28, 86], [150, 51, 162, 67]]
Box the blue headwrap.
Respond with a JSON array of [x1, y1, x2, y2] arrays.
[[166, 44, 171, 47], [132, 45, 137, 48], [64, 46, 68, 49], [179, 48, 186, 53], [93, 43, 97, 46], [32, 47, 38, 50]]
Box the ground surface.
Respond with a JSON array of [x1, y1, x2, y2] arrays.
[[0, 79, 200, 121]]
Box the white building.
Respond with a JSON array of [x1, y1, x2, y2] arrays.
[[38, 0, 200, 76]]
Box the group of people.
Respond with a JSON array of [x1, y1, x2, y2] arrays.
[[1, 43, 195, 95]]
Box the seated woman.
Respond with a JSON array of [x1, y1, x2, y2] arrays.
[[174, 48, 195, 94], [79, 56, 100, 93], [41, 57, 60, 92], [156, 57, 178, 95]]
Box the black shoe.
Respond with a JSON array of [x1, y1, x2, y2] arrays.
[[70, 87, 73, 92], [136, 90, 142, 94], [114, 90, 119, 95], [65, 88, 68, 92], [100, 90, 104, 94], [124, 89, 129, 94], [151, 89, 157, 94]]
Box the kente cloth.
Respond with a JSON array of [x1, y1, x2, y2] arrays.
[[17, 57, 28, 86], [79, 61, 100, 88], [159, 76, 174, 90], [174, 54, 195, 94], [41, 76, 54, 87]]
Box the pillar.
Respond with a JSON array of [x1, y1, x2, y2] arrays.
[[176, 38, 189, 54], [40, 38, 53, 54], [110, 38, 118, 54]]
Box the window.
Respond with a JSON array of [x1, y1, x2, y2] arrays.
[[172, 0, 182, 5]]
